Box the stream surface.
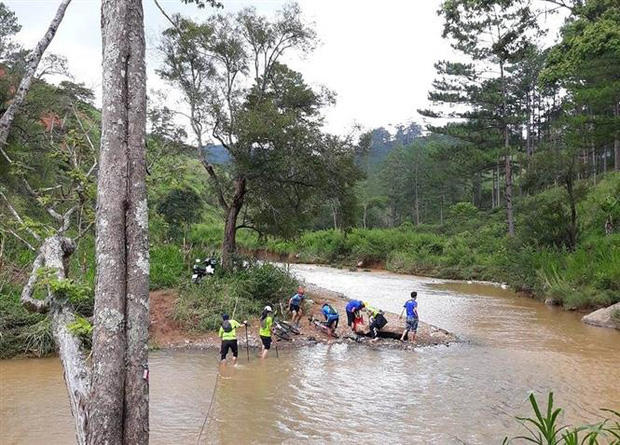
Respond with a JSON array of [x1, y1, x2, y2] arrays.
[[1, 264, 619, 444]]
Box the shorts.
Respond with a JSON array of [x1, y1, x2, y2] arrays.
[[326, 317, 339, 330], [260, 335, 272, 350], [406, 317, 419, 332], [220, 339, 238, 360], [290, 303, 300, 313]]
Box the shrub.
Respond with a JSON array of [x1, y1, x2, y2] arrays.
[[174, 262, 298, 332], [150, 244, 186, 290]]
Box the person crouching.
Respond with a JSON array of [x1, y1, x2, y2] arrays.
[[365, 303, 388, 339]]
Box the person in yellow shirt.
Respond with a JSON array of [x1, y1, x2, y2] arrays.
[[219, 313, 247, 365], [364, 302, 388, 339], [258, 306, 276, 359]]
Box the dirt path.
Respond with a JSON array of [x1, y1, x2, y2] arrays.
[[149, 285, 454, 351]]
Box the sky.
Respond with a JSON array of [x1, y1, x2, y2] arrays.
[[5, 0, 565, 137]]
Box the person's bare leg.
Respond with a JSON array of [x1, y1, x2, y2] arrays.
[[261, 348, 268, 359], [232, 356, 238, 366], [410, 331, 416, 343], [400, 329, 408, 341]]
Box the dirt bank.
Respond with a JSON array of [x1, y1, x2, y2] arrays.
[[149, 285, 455, 351]]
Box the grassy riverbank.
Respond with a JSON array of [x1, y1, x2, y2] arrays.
[[234, 173, 620, 311]]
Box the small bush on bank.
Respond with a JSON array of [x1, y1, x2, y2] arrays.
[[173, 262, 298, 332], [150, 244, 187, 290]]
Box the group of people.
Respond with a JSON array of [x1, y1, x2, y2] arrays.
[[217, 287, 420, 364]]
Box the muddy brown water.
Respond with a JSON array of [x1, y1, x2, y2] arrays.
[[1, 264, 619, 444]]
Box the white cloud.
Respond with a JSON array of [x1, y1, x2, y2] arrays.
[[6, 0, 563, 136]]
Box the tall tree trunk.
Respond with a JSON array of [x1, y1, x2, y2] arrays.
[[0, 0, 72, 163], [123, 0, 149, 441], [499, 60, 515, 237], [222, 177, 246, 269], [615, 104, 619, 172], [362, 203, 368, 229], [565, 175, 578, 251], [440, 194, 444, 225], [89, 0, 148, 443], [615, 136, 619, 172], [491, 167, 496, 209], [496, 162, 501, 208]]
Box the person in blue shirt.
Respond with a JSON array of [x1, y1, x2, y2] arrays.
[[345, 299, 365, 332], [288, 287, 305, 327], [321, 303, 339, 336], [399, 291, 419, 342]]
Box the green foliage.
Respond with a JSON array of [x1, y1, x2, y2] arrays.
[[156, 188, 204, 240], [67, 316, 93, 348], [174, 262, 297, 331], [19, 317, 55, 358], [149, 244, 187, 290], [0, 285, 48, 358], [503, 392, 620, 445]]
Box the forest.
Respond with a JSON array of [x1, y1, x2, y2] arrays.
[[0, 0, 619, 443]]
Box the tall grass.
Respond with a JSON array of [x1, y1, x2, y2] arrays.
[[174, 262, 298, 331], [503, 392, 620, 445]]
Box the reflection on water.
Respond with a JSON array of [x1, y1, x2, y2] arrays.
[[1, 265, 619, 444]]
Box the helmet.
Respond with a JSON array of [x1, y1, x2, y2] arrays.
[[264, 305, 272, 312]]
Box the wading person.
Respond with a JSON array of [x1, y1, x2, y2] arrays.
[[288, 287, 305, 327], [365, 303, 388, 339], [219, 314, 246, 365], [259, 306, 275, 359], [399, 292, 419, 342], [345, 299, 365, 333], [321, 302, 339, 338]]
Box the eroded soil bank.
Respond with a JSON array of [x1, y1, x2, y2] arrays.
[[149, 284, 454, 351]]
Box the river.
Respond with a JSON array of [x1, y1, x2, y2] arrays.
[[1, 264, 619, 444]]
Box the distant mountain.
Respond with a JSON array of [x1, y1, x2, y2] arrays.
[[203, 144, 230, 164], [359, 122, 423, 170]]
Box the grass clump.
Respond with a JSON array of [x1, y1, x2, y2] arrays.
[[503, 392, 620, 444], [174, 262, 298, 332]]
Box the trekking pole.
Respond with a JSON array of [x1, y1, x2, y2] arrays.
[[244, 324, 250, 362], [275, 340, 279, 358]]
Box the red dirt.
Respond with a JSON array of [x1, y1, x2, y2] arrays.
[[148, 285, 454, 351]]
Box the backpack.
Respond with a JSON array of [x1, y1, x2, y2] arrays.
[[323, 304, 337, 316], [222, 320, 233, 333]]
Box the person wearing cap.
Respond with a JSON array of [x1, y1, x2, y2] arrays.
[[219, 313, 246, 365], [288, 287, 306, 327], [399, 291, 419, 342], [259, 305, 276, 359]]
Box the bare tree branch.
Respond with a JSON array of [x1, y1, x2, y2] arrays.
[[1, 227, 36, 251], [0, 191, 42, 242], [0, 0, 73, 161], [20, 251, 48, 313]]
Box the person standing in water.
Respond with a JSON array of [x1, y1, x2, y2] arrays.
[[288, 287, 306, 327], [259, 306, 276, 359], [399, 291, 419, 342], [219, 313, 246, 365]]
